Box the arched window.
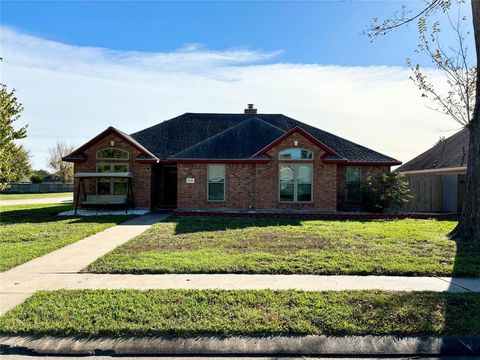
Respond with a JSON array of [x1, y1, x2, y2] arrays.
[[279, 148, 313, 160], [96, 148, 129, 160]]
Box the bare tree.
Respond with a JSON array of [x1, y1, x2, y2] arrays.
[[406, 11, 476, 127], [365, 0, 480, 242], [47, 141, 75, 183]]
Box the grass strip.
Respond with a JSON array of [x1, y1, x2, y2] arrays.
[[0, 289, 478, 336]]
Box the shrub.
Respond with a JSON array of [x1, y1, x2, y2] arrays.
[[30, 175, 43, 183], [30, 169, 50, 184], [361, 172, 411, 212]]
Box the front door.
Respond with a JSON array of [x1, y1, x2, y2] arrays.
[[162, 166, 177, 208]]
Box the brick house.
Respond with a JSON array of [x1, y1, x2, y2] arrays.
[[63, 105, 401, 212]]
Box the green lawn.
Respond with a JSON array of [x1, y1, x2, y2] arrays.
[[0, 289, 478, 336], [0, 203, 132, 271], [86, 216, 479, 276], [0, 192, 72, 200]]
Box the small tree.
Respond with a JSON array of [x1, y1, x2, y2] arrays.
[[361, 173, 412, 212], [30, 169, 50, 183], [47, 141, 75, 183], [0, 84, 31, 189]]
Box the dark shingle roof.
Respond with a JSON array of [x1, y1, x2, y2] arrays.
[[397, 128, 469, 172], [172, 117, 285, 159], [130, 113, 400, 164]]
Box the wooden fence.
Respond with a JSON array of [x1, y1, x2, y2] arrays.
[[403, 174, 443, 212]]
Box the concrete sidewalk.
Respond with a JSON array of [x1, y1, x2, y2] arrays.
[[0, 212, 167, 314], [1, 210, 479, 316], [2, 271, 479, 315], [0, 197, 72, 206], [3, 273, 479, 292]]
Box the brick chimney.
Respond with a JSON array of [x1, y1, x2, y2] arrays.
[[244, 104, 257, 114]]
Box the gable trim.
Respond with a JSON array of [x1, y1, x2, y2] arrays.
[[252, 126, 341, 158], [62, 126, 159, 163]]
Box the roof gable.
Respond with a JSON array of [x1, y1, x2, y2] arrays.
[[253, 126, 343, 159], [171, 117, 285, 159], [63, 126, 158, 163]]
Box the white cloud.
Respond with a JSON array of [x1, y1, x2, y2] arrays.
[[1, 26, 458, 169]]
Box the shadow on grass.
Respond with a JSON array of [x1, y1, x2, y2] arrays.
[[170, 214, 458, 235], [0, 204, 130, 225], [170, 216, 304, 234], [438, 223, 480, 353]]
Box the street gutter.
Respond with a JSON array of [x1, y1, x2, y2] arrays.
[[1, 335, 479, 356]]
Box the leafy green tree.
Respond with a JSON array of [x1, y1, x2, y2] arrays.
[[366, 1, 480, 242], [0, 84, 31, 190]]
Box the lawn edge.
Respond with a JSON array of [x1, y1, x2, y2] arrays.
[[1, 334, 479, 356]]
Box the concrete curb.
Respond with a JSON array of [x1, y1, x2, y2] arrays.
[[1, 335, 479, 356]]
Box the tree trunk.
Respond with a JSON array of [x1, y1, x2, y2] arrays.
[[450, 0, 480, 242]]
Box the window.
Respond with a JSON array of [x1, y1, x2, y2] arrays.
[[96, 163, 129, 173], [96, 163, 129, 195], [208, 164, 225, 201], [346, 166, 362, 203], [96, 148, 129, 160], [279, 148, 313, 160], [279, 164, 312, 202]]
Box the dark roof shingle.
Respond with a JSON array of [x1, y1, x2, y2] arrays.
[[397, 128, 469, 172], [172, 117, 285, 159], [130, 113, 400, 164]]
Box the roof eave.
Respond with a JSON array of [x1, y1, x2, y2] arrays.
[[166, 158, 271, 164], [62, 155, 87, 163], [398, 166, 467, 175], [345, 161, 402, 166]]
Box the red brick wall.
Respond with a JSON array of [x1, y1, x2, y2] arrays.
[[177, 131, 338, 211], [73, 133, 153, 209], [336, 165, 390, 210], [177, 163, 256, 209]]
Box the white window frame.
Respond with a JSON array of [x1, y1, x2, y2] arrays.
[[278, 148, 313, 160], [207, 164, 226, 202], [96, 148, 129, 160], [278, 163, 313, 203]]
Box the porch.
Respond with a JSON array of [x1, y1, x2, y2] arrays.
[[74, 172, 134, 214]]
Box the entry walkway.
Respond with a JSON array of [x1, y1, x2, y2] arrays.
[[1, 210, 479, 315]]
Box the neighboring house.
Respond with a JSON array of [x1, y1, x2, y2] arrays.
[[397, 128, 469, 213], [63, 105, 401, 212]]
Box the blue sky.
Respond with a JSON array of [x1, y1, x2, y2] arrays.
[[0, 1, 473, 169], [2, 1, 443, 66]]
